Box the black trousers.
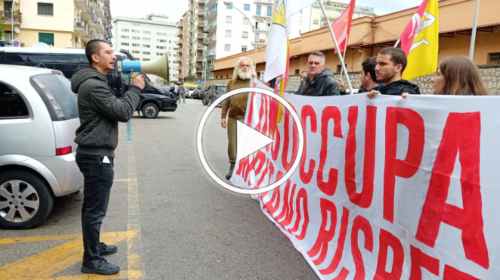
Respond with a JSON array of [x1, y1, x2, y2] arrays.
[[75, 153, 114, 261]]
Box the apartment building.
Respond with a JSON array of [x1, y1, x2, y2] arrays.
[[0, 0, 112, 48], [113, 14, 180, 82], [177, 11, 189, 80], [300, 0, 375, 34]]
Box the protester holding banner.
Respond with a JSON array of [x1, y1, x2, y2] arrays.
[[221, 57, 256, 180], [339, 56, 383, 95], [296, 52, 340, 96], [430, 56, 489, 95], [367, 47, 421, 98]]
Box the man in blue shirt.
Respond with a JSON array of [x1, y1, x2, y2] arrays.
[[339, 56, 383, 94]]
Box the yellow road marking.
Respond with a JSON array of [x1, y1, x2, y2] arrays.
[[0, 231, 136, 279], [3, 270, 142, 280], [0, 233, 81, 245], [113, 178, 137, 182]]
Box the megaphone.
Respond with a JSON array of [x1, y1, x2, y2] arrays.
[[117, 55, 170, 80]]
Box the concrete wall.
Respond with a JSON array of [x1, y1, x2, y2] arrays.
[[186, 65, 500, 95], [21, 0, 75, 32]]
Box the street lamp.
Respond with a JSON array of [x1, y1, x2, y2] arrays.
[[223, 1, 258, 70]]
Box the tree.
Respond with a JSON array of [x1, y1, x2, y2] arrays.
[[0, 15, 5, 42]]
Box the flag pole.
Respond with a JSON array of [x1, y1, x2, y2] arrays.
[[318, 0, 353, 94], [394, 38, 400, 48], [469, 0, 480, 60], [339, 35, 348, 78]]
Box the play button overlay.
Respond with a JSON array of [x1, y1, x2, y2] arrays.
[[236, 121, 274, 161], [197, 87, 304, 195]]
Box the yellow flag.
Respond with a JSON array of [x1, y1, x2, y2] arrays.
[[402, 0, 439, 81]]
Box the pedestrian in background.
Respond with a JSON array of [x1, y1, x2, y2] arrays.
[[178, 82, 186, 104], [296, 51, 340, 96], [221, 57, 256, 180], [339, 56, 383, 94], [71, 39, 145, 275]]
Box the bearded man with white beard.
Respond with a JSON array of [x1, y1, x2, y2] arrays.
[[221, 57, 257, 180]]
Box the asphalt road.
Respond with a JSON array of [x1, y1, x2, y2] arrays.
[[0, 98, 318, 280]]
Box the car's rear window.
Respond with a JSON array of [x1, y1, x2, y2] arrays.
[[30, 73, 78, 120], [216, 86, 227, 92]]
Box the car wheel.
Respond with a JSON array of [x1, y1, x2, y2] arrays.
[[142, 103, 159, 119], [0, 170, 54, 229], [202, 98, 207, 105]]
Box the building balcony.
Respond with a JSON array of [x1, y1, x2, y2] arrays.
[[196, 67, 204, 73], [197, 57, 204, 62], [197, 9, 204, 17], [75, 0, 90, 10], [177, 40, 183, 46], [2, 10, 22, 25], [254, 0, 273, 4], [206, 50, 216, 58], [95, 20, 105, 33], [254, 14, 271, 20], [197, 45, 204, 51], [74, 21, 89, 36], [197, 20, 205, 28], [202, 38, 210, 46], [203, 22, 216, 33], [255, 26, 270, 32], [207, 64, 214, 71], [205, 10, 217, 21], [95, 1, 105, 18]]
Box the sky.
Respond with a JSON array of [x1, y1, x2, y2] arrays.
[[110, 0, 426, 23]]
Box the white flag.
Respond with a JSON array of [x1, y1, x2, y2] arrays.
[[263, 0, 317, 82]]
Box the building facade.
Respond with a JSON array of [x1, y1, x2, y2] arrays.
[[113, 14, 180, 82], [300, 1, 375, 34], [0, 0, 112, 48]]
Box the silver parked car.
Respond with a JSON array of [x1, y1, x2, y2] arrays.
[[0, 65, 83, 229]]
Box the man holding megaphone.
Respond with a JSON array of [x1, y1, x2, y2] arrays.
[[71, 39, 145, 276]]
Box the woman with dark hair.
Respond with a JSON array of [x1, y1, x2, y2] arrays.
[[431, 56, 489, 95], [403, 56, 489, 97]]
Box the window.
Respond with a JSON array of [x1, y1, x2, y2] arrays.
[[38, 3, 53, 16], [38, 33, 54, 45], [157, 52, 165, 56], [132, 43, 140, 47], [133, 23, 140, 26], [256, 5, 261, 15], [121, 35, 130, 39], [157, 46, 166, 49], [132, 50, 140, 54], [157, 39, 167, 43], [121, 42, 130, 46], [226, 2, 233, 9], [30, 75, 78, 120], [225, 44, 230, 51], [143, 37, 151, 41], [121, 29, 130, 32], [158, 32, 167, 36], [0, 82, 29, 118], [142, 58, 150, 61], [226, 16, 232, 23], [143, 31, 151, 34], [267, 6, 272, 16], [489, 53, 500, 65], [243, 4, 250, 11], [242, 31, 248, 38], [225, 30, 231, 38], [143, 51, 151, 55], [295, 69, 300, 75], [143, 44, 150, 48], [242, 46, 247, 52], [243, 19, 249, 25], [132, 29, 140, 33], [132, 36, 140, 40], [313, 19, 319, 25]]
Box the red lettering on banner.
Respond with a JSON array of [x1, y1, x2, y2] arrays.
[[317, 106, 343, 196], [282, 105, 298, 172], [256, 159, 270, 188], [443, 265, 479, 280], [374, 229, 404, 280], [383, 108, 425, 223], [333, 269, 350, 280], [235, 157, 250, 181], [416, 112, 489, 269], [262, 171, 284, 215], [288, 188, 309, 240], [275, 180, 295, 223], [307, 199, 338, 265], [300, 105, 317, 184], [319, 207, 350, 275], [345, 106, 376, 208], [409, 246, 439, 280], [271, 120, 281, 161], [350, 215, 374, 280], [246, 92, 255, 127]]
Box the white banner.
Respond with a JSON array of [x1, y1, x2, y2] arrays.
[[231, 88, 500, 280]]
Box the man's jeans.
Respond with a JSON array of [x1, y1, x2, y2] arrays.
[[75, 153, 114, 261]]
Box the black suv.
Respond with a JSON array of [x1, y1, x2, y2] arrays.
[[0, 48, 176, 119]]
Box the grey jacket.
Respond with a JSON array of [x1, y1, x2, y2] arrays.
[[296, 68, 340, 96], [71, 66, 141, 157]]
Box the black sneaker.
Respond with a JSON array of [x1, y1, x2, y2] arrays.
[[99, 242, 118, 256], [81, 258, 119, 275]]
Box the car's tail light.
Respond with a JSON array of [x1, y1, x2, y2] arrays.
[[31, 76, 65, 120], [52, 70, 62, 75], [56, 146, 72, 156], [213, 91, 217, 95]]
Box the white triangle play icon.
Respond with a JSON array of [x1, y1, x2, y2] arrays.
[[236, 121, 274, 161]]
